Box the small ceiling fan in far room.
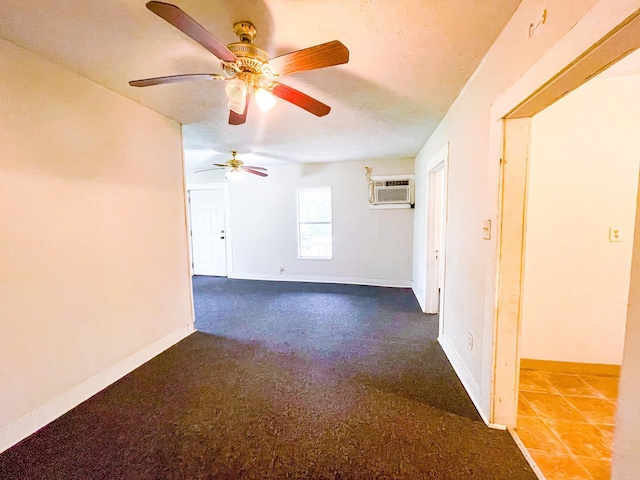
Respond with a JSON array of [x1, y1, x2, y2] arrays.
[[195, 151, 268, 178], [129, 1, 350, 125]]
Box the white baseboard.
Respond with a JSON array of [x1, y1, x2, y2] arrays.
[[0, 324, 194, 454], [438, 333, 494, 426], [412, 285, 427, 312], [227, 272, 412, 289]]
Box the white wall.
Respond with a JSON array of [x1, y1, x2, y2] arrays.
[[187, 158, 414, 287], [612, 171, 640, 478], [413, 0, 602, 415], [0, 37, 194, 451], [520, 75, 640, 365]]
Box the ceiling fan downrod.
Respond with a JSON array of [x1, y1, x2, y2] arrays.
[[233, 22, 257, 43]]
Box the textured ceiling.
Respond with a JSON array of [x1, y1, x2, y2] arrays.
[[0, 0, 522, 171]]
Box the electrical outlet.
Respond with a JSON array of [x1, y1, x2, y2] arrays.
[[609, 227, 621, 242], [279, 266, 285, 274], [468, 332, 474, 352]]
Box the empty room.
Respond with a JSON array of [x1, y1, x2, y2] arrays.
[[2, 1, 640, 479]]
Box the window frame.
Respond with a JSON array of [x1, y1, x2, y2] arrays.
[[296, 186, 333, 260]]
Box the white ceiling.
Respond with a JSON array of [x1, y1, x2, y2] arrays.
[[0, 0, 522, 171]]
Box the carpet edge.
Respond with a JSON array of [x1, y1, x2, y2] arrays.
[[0, 324, 195, 454]]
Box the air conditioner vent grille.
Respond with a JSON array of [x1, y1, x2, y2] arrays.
[[376, 187, 410, 203], [369, 176, 414, 207]]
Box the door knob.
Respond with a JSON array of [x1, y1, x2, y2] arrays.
[[220, 236, 225, 239]]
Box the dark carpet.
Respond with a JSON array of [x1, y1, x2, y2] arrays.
[[0, 276, 536, 479]]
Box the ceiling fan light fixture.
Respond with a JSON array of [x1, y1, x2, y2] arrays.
[[227, 98, 246, 115], [255, 86, 276, 112], [225, 78, 247, 114], [225, 78, 246, 101], [132, 4, 350, 125], [225, 168, 242, 179], [225, 77, 246, 98]]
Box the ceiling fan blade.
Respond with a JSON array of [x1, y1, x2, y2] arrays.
[[213, 163, 229, 167], [241, 166, 268, 171], [129, 73, 224, 87], [243, 168, 268, 177], [270, 82, 330, 117], [146, 1, 237, 63], [193, 167, 224, 173], [267, 40, 349, 76], [229, 95, 249, 125]]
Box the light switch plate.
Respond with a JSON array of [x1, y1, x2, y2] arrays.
[[482, 220, 491, 240]]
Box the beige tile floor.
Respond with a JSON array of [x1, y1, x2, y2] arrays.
[[515, 368, 619, 480]]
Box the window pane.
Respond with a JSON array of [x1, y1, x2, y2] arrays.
[[297, 187, 333, 259], [298, 188, 332, 223], [299, 223, 332, 258]]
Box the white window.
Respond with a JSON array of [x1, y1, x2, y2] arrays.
[[297, 187, 333, 259]]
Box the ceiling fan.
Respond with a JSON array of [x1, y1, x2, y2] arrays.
[[129, 1, 350, 125], [195, 151, 268, 178]]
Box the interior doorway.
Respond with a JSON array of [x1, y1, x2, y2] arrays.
[[513, 57, 640, 478], [424, 145, 449, 325], [425, 145, 449, 328], [491, 6, 640, 479], [492, 4, 640, 426], [188, 186, 230, 276]]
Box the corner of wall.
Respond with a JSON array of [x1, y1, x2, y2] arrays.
[[0, 325, 194, 454]]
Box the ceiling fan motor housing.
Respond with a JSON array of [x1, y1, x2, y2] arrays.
[[227, 151, 243, 169], [222, 21, 277, 85], [224, 44, 269, 74]]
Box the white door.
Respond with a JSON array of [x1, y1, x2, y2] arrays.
[[189, 189, 227, 276], [425, 158, 448, 316]]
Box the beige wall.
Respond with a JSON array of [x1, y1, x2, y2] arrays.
[[612, 170, 640, 478], [413, 0, 601, 414], [411, 0, 640, 471], [521, 75, 640, 365], [0, 38, 194, 450], [187, 158, 415, 286]]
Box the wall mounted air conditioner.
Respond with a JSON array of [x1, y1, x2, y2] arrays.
[[369, 175, 414, 209]]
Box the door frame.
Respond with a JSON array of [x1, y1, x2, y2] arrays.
[[424, 145, 449, 325], [186, 183, 232, 277], [489, 2, 640, 428]]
